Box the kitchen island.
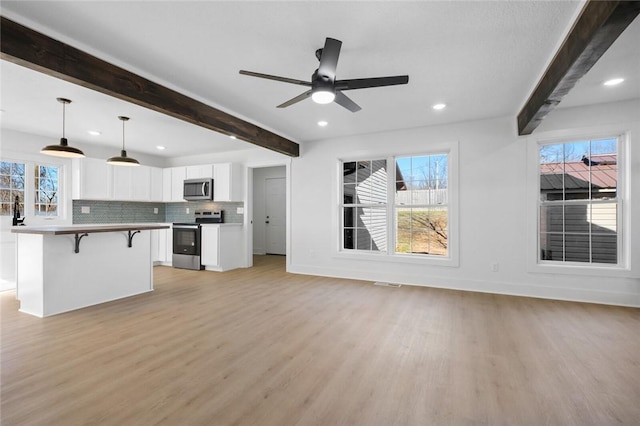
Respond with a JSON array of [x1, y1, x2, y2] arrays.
[[11, 224, 169, 317]]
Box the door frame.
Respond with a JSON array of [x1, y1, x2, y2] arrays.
[[244, 159, 291, 269]]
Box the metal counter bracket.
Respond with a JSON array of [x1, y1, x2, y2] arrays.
[[128, 230, 141, 248], [74, 233, 89, 253]]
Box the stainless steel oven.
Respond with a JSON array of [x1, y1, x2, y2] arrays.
[[172, 211, 223, 270], [172, 223, 204, 270]]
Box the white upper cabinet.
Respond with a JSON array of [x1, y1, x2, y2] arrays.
[[150, 167, 163, 202], [170, 167, 186, 202], [73, 158, 162, 201], [186, 165, 214, 179], [72, 158, 112, 200], [112, 166, 132, 200], [213, 163, 243, 202]]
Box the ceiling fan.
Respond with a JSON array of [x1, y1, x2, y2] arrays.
[[239, 37, 409, 112]]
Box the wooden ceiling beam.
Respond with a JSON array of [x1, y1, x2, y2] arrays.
[[517, 1, 640, 136], [0, 16, 300, 157]]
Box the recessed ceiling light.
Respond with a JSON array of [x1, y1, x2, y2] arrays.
[[604, 78, 624, 86], [87, 130, 101, 136], [230, 135, 237, 139], [432, 103, 446, 110], [156, 145, 166, 150], [317, 120, 328, 127]]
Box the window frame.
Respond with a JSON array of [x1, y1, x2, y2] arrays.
[[527, 129, 632, 277], [537, 137, 621, 266], [0, 155, 68, 227], [0, 161, 26, 217], [336, 142, 459, 267]]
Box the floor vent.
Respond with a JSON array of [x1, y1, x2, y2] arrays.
[[373, 282, 402, 288]]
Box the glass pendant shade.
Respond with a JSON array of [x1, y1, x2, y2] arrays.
[[107, 116, 140, 166], [41, 98, 85, 158]]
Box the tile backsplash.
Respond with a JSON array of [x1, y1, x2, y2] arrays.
[[73, 200, 243, 224]]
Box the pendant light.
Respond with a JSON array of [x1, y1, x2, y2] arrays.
[[107, 116, 140, 166], [40, 98, 85, 158]]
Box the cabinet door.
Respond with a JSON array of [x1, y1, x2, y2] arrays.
[[150, 229, 160, 262], [73, 158, 112, 199], [112, 167, 132, 200], [171, 167, 186, 202], [131, 166, 152, 201], [213, 163, 243, 202], [201, 225, 220, 267], [162, 168, 172, 202], [186, 165, 213, 179], [150, 167, 163, 202]]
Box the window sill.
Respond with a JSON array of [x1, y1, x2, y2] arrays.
[[335, 250, 459, 268], [528, 261, 636, 279]]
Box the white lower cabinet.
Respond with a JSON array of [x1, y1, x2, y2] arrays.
[[201, 224, 243, 271], [151, 225, 173, 266]]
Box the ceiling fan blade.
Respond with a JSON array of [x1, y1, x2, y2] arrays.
[[277, 90, 312, 108], [334, 91, 362, 113], [239, 70, 311, 87], [336, 75, 409, 91], [317, 38, 342, 80]]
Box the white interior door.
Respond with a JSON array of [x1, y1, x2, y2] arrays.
[[265, 177, 286, 255]]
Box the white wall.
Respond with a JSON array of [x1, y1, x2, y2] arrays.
[[287, 99, 640, 307]]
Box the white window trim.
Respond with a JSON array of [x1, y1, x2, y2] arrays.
[[334, 141, 459, 268], [0, 152, 70, 229], [526, 127, 634, 278]]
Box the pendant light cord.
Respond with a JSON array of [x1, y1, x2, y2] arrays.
[[122, 119, 125, 151], [61, 101, 66, 139]]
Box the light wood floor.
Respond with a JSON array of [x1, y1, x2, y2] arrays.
[[1, 256, 639, 425]]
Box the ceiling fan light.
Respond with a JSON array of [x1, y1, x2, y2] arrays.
[[312, 90, 335, 104], [107, 150, 140, 166]]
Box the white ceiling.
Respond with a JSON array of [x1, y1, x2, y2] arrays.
[[1, 1, 638, 160]]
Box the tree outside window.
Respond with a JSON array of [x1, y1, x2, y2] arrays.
[[340, 153, 450, 258], [34, 165, 59, 216], [0, 161, 25, 216], [395, 154, 449, 256]]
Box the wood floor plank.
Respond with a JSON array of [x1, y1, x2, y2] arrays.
[[1, 255, 639, 425]]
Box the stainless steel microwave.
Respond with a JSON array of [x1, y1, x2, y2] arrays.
[[183, 178, 213, 201]]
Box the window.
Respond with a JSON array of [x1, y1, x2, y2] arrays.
[[340, 152, 451, 259], [395, 154, 448, 256], [538, 137, 619, 264], [342, 160, 388, 252], [0, 161, 25, 216], [34, 164, 59, 217]]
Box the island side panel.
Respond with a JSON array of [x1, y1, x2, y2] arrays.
[[16, 233, 45, 317], [40, 231, 153, 317]]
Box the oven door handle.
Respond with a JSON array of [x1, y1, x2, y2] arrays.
[[173, 225, 199, 229]]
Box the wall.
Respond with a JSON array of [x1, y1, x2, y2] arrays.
[[287, 99, 640, 307]]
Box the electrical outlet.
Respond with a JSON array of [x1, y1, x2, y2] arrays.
[[186, 207, 190, 214], [491, 262, 499, 272], [237, 207, 244, 214], [81, 206, 90, 214], [153, 208, 158, 214]]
